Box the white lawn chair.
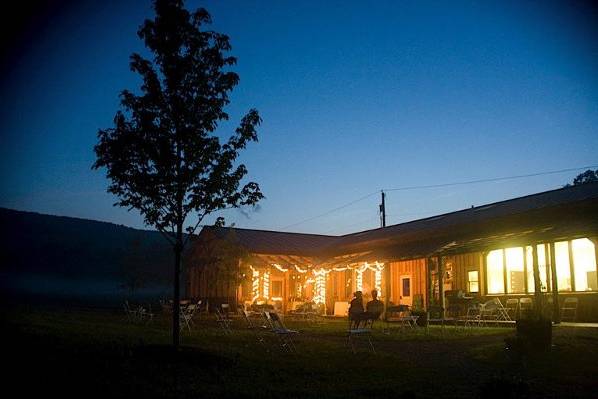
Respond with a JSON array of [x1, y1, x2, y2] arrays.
[[463, 303, 482, 328], [215, 306, 232, 334], [123, 300, 138, 323], [264, 311, 298, 352], [138, 304, 155, 324], [180, 304, 197, 332]]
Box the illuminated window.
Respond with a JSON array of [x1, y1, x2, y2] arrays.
[[526, 244, 549, 292], [486, 250, 504, 294], [555, 241, 572, 291], [505, 247, 525, 293], [572, 238, 597, 291], [468, 270, 479, 293]]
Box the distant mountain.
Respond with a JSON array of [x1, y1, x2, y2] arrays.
[[0, 208, 175, 301]]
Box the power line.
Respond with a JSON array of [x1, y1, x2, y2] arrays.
[[382, 165, 598, 192], [279, 191, 379, 230], [278, 164, 597, 231]]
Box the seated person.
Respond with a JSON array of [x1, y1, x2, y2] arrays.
[[364, 289, 384, 320], [348, 291, 365, 327]]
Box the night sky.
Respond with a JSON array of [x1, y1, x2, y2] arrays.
[[1, 0, 597, 235]]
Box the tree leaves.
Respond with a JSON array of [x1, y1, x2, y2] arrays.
[[93, 0, 263, 246]]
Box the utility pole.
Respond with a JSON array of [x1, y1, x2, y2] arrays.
[[379, 190, 386, 228]]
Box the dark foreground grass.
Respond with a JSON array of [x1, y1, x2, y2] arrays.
[[3, 307, 598, 398]]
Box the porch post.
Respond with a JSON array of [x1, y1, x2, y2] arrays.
[[384, 262, 391, 318], [550, 242, 560, 323], [531, 244, 542, 302], [438, 256, 445, 314]]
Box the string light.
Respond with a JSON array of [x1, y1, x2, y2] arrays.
[[272, 263, 288, 272], [314, 272, 326, 304], [250, 266, 260, 302], [355, 261, 384, 294], [263, 271, 270, 298], [294, 265, 307, 273], [356, 269, 363, 292]]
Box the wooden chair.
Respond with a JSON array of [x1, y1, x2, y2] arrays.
[[561, 297, 579, 322]]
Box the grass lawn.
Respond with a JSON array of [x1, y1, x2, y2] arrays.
[[3, 306, 598, 398]]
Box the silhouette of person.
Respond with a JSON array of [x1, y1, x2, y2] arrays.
[[365, 289, 384, 319], [348, 290, 364, 326]]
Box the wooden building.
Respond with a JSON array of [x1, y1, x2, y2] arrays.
[[186, 182, 598, 321]]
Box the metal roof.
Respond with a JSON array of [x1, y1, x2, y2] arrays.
[[198, 182, 598, 260]]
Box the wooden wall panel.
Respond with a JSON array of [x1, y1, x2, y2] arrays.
[[389, 258, 426, 305], [445, 252, 482, 294]]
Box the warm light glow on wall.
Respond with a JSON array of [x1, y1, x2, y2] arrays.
[[555, 241, 572, 291], [505, 247, 524, 293], [572, 238, 597, 291], [487, 250, 505, 294]]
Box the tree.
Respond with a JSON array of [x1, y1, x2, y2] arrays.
[[570, 169, 598, 186], [93, 0, 263, 348]]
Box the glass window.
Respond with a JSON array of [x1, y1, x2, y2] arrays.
[[486, 250, 504, 294], [572, 238, 597, 291], [468, 270, 479, 293], [526, 244, 549, 292], [555, 241, 572, 291], [505, 247, 525, 293]]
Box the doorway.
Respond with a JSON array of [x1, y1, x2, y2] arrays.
[[400, 275, 412, 306]]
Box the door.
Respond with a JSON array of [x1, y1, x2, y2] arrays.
[[400, 275, 412, 306]]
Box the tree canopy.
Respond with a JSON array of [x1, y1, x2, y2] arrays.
[[569, 169, 598, 186], [93, 0, 263, 244]]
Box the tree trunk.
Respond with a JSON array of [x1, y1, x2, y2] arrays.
[[172, 222, 183, 349]]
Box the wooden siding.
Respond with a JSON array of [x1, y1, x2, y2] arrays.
[[444, 252, 483, 294], [389, 259, 426, 305]]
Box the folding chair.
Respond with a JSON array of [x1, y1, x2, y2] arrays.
[[123, 300, 138, 323], [347, 314, 376, 354], [264, 311, 298, 352], [479, 300, 500, 326], [463, 303, 482, 328], [138, 304, 155, 324], [561, 297, 579, 322], [505, 298, 519, 320], [490, 298, 511, 321], [180, 304, 197, 332], [215, 306, 232, 334], [384, 305, 418, 333], [240, 310, 266, 347]]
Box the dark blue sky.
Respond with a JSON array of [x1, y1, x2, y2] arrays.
[[1, 0, 597, 235]]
